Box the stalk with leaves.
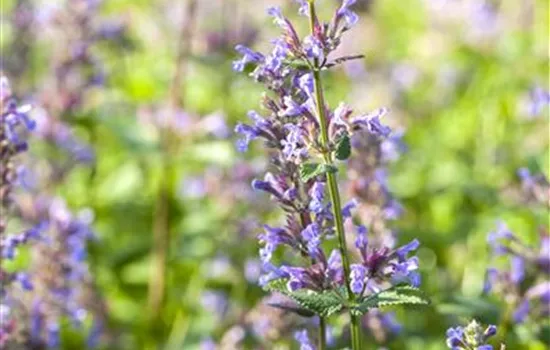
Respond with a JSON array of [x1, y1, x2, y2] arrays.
[[233, 1, 429, 348]]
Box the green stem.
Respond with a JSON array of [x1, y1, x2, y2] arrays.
[[318, 316, 327, 350], [307, 1, 362, 349]]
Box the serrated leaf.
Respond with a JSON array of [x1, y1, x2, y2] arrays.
[[299, 163, 338, 182], [264, 279, 345, 317], [351, 285, 430, 315], [335, 134, 351, 160]]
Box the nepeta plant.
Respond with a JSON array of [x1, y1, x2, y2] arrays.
[[233, 1, 428, 348], [0, 75, 40, 347], [482, 169, 549, 343], [1, 1, 126, 346]]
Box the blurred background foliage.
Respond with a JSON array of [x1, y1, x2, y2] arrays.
[[1, 0, 548, 349]]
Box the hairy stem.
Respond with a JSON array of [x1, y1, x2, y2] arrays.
[[318, 316, 327, 350], [307, 1, 362, 349]]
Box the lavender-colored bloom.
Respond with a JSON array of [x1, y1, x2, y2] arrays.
[[527, 86, 550, 116], [280, 96, 304, 117], [303, 35, 324, 60], [361, 112, 391, 137], [295, 0, 309, 16], [513, 300, 529, 323], [235, 123, 261, 152], [282, 124, 308, 161], [510, 256, 525, 284], [15, 273, 33, 291], [233, 45, 264, 72], [350, 264, 366, 294], [245, 259, 262, 283], [487, 221, 514, 255], [342, 198, 357, 219], [200, 338, 217, 350], [337, 0, 359, 27], [294, 329, 316, 350], [46, 323, 60, 349], [355, 225, 368, 250], [326, 249, 342, 278], [309, 182, 326, 213], [301, 223, 322, 257], [392, 257, 421, 287], [396, 239, 420, 261], [299, 73, 315, 98], [284, 266, 309, 291]]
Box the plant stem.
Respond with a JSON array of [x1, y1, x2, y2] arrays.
[[318, 316, 327, 350], [147, 0, 197, 319], [307, 1, 362, 349]]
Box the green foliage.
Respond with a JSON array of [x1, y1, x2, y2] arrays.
[[352, 285, 430, 316], [265, 280, 429, 319], [263, 279, 345, 318], [299, 163, 338, 182], [334, 133, 351, 161]]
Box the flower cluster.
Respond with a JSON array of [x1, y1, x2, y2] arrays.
[[21, 197, 101, 347], [446, 320, 497, 350], [0, 75, 39, 347], [345, 125, 407, 341], [485, 221, 550, 323]]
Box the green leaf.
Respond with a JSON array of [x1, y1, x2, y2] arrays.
[[299, 163, 338, 182], [352, 285, 430, 315], [264, 279, 345, 317], [335, 134, 351, 160]]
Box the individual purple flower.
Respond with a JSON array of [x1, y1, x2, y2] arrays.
[[487, 221, 514, 255], [233, 45, 264, 72], [350, 264, 367, 294], [235, 123, 261, 152], [510, 256, 525, 284], [342, 198, 358, 219], [294, 329, 316, 350], [309, 182, 326, 214], [303, 35, 324, 60], [354, 108, 392, 137], [513, 299, 530, 323], [267, 6, 289, 30], [337, 0, 359, 27], [301, 223, 322, 257], [295, 0, 310, 16]]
